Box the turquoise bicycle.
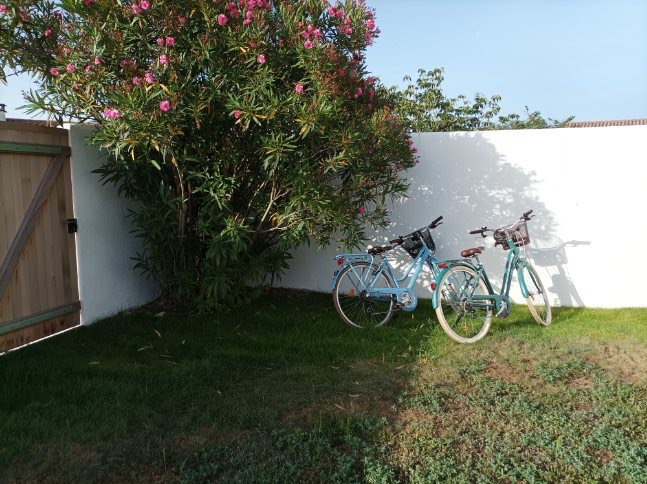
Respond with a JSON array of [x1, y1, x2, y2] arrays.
[[331, 216, 484, 340], [432, 210, 551, 343]]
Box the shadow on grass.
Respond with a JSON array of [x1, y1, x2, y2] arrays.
[[1, 291, 645, 482], [0, 290, 431, 481]]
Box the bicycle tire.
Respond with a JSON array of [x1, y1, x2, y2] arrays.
[[332, 262, 396, 328], [435, 265, 493, 343], [519, 261, 552, 325]]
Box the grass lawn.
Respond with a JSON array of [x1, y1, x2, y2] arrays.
[[0, 290, 645, 482]]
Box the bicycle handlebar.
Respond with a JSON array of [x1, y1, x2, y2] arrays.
[[469, 210, 535, 237], [389, 215, 444, 245]]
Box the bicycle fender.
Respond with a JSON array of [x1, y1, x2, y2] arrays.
[[431, 267, 452, 309], [516, 263, 531, 298], [331, 265, 348, 290], [331, 254, 375, 290], [430, 262, 476, 308]]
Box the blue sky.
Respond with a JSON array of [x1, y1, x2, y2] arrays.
[[2, 0, 646, 121], [364, 0, 647, 121]]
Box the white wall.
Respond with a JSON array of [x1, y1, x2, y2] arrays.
[[69, 125, 159, 324], [277, 126, 647, 308]]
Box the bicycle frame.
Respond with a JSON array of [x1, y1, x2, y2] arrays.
[[331, 243, 445, 312], [431, 239, 535, 313]]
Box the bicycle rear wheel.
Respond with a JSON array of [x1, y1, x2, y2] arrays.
[[519, 261, 552, 325], [333, 262, 396, 328], [435, 266, 493, 343]]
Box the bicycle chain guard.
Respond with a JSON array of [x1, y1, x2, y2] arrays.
[[397, 290, 418, 312]]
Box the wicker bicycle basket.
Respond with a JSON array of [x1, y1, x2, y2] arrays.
[[493, 221, 530, 250], [402, 228, 436, 258]]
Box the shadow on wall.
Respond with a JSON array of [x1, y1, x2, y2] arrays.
[[528, 238, 591, 307], [370, 131, 560, 299], [281, 130, 593, 306]]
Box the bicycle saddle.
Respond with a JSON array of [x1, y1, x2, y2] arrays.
[[461, 247, 483, 258], [367, 245, 393, 255]]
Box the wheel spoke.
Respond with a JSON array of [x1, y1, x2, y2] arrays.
[[435, 266, 492, 343], [333, 262, 395, 328], [520, 262, 551, 325]]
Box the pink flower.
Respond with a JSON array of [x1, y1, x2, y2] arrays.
[[366, 19, 375, 30], [233, 109, 241, 119], [103, 108, 120, 120], [156, 37, 164, 46], [94, 56, 101, 65], [44, 28, 52, 37], [159, 100, 171, 112], [144, 72, 155, 83], [82, 0, 94, 4], [132, 3, 141, 14], [354, 87, 363, 98], [257, 54, 266, 64], [140, 0, 149, 10], [0, 5, 7, 14], [66, 63, 75, 73], [345, 27, 352, 35], [303, 40, 313, 49], [327, 7, 335, 15], [49, 67, 59, 76], [178, 16, 186, 25], [217, 13, 227, 25], [243, 18, 251, 25], [358, 207, 366, 215], [159, 54, 168, 66], [84, 65, 92, 72], [294, 83, 304, 94], [132, 76, 142, 86], [165, 36, 175, 46]]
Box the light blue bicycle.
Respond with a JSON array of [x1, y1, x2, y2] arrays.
[[331, 216, 463, 333]]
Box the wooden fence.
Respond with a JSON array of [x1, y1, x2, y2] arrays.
[[0, 122, 80, 352]]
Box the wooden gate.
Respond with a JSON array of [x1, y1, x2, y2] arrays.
[[0, 122, 80, 353]]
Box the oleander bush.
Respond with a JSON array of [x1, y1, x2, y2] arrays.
[[0, 0, 417, 306]]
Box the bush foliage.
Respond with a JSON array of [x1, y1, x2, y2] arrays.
[[393, 68, 574, 132], [0, 0, 417, 306]]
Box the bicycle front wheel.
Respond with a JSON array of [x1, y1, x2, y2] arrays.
[[435, 266, 493, 343], [333, 262, 396, 328], [519, 261, 552, 325]]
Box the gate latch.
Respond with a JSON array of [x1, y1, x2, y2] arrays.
[[66, 218, 78, 234]]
